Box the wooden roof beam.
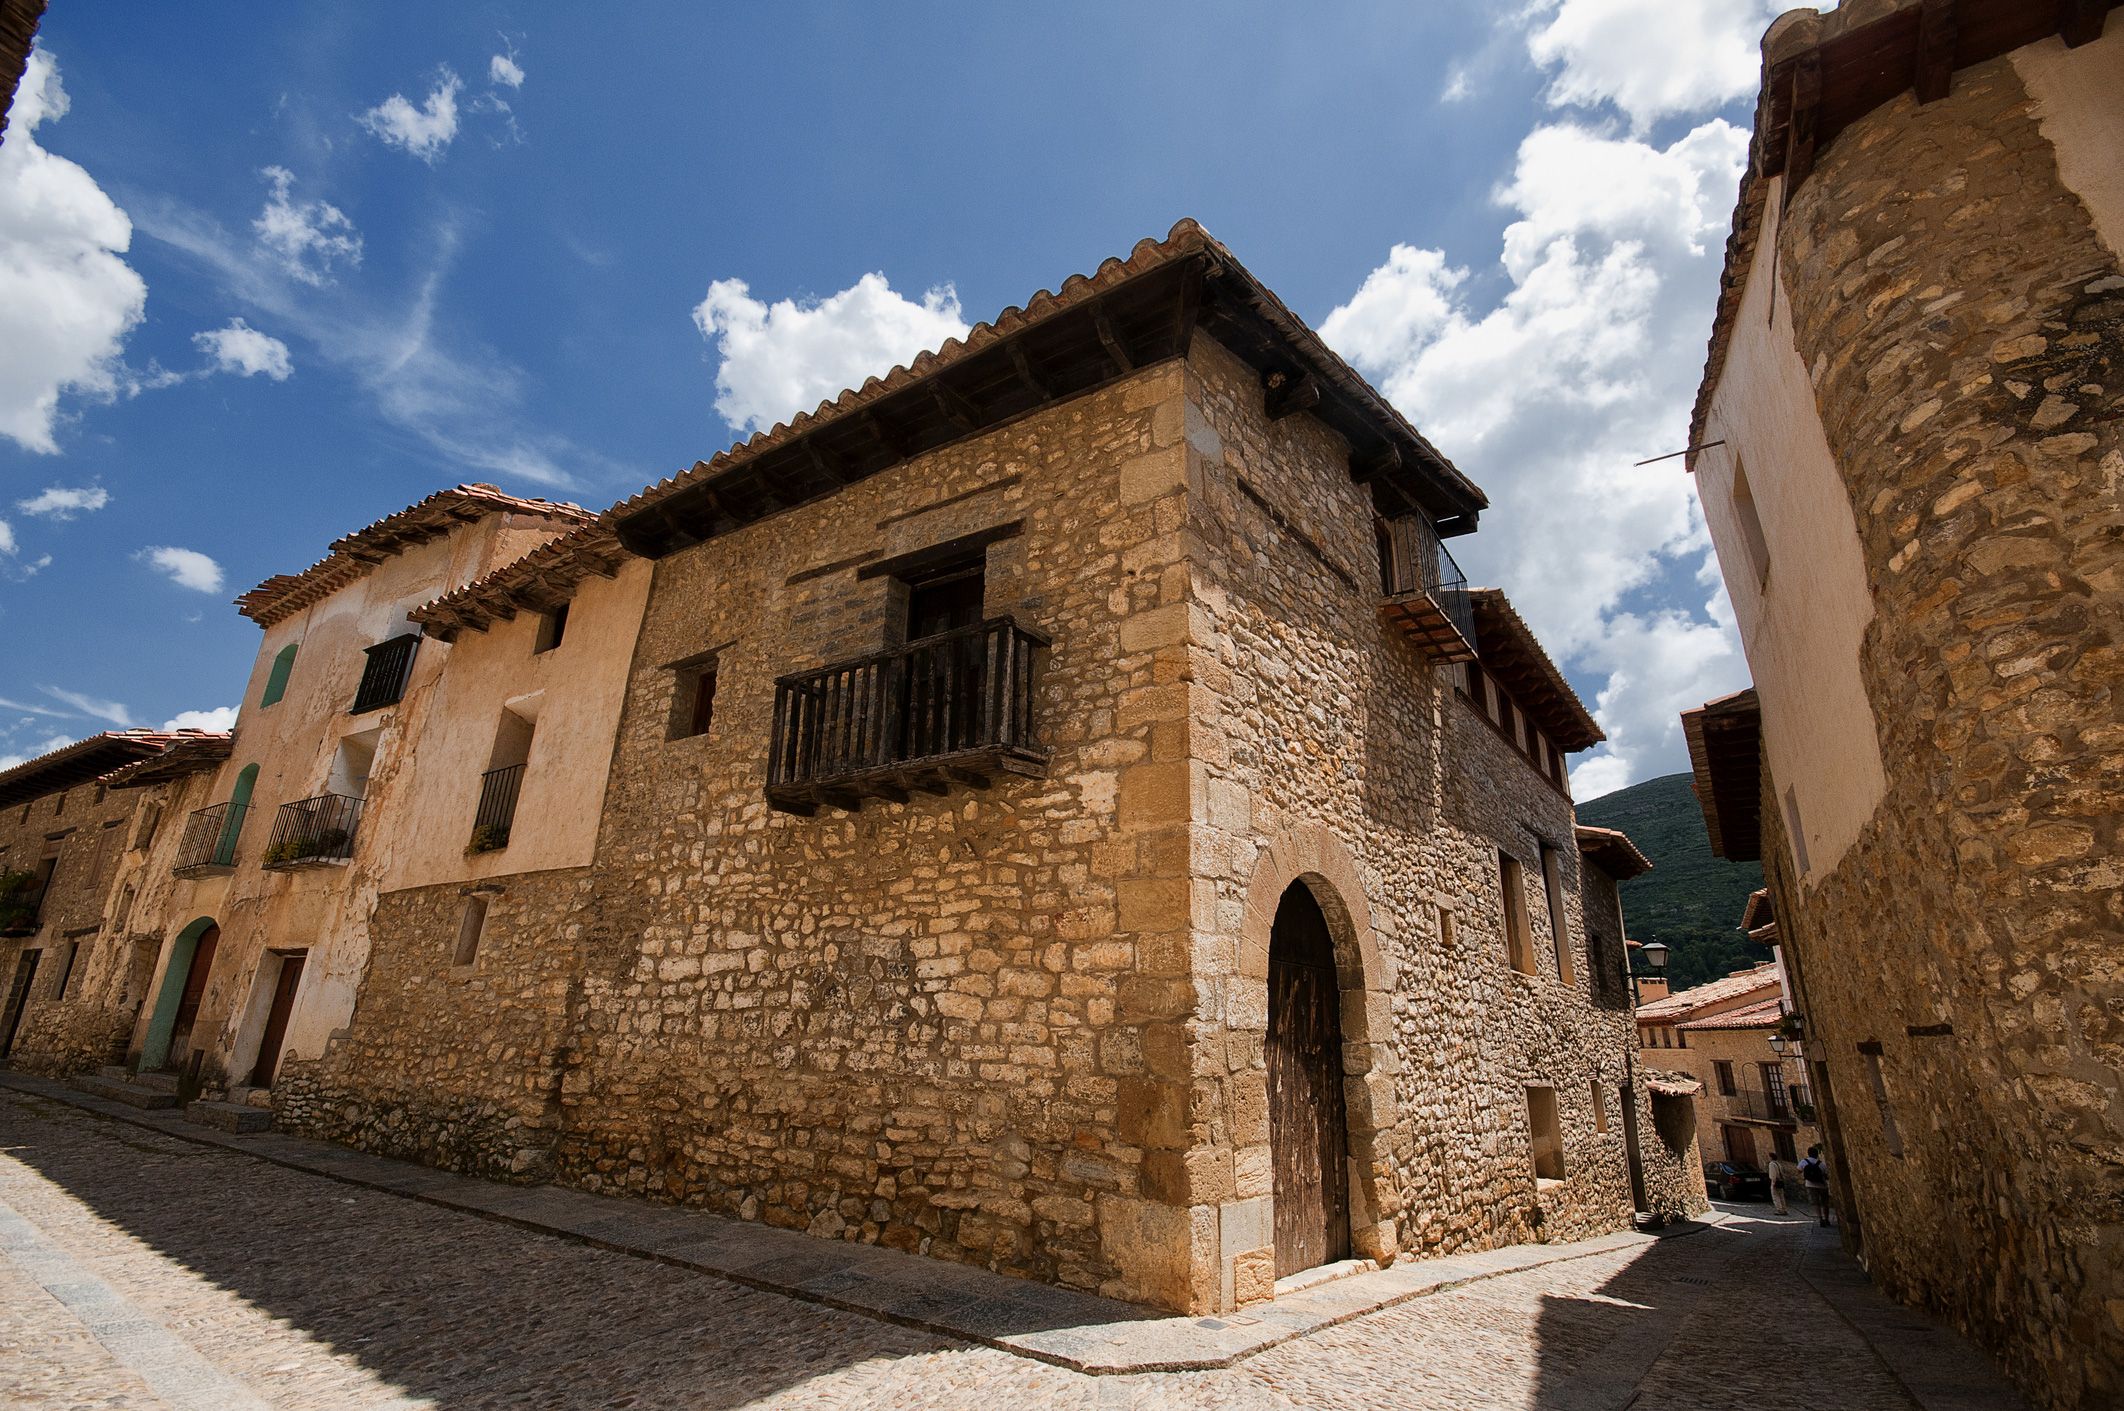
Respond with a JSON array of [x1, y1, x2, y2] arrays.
[[1915, 0, 1958, 102], [1264, 369, 1321, 422], [2061, 0, 2105, 46], [1093, 308, 1134, 375], [1781, 52, 1822, 204]]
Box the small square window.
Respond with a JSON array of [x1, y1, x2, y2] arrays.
[[534, 604, 569, 654], [670, 661, 718, 741]]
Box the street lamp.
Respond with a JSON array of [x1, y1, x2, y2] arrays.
[[1641, 941, 1669, 975], [1767, 1032, 1788, 1056], [1626, 939, 1669, 1006]]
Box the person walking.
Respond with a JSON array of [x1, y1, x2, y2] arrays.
[[1800, 1145, 1832, 1226], [1765, 1153, 1792, 1215]]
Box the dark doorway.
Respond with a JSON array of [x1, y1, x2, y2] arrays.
[[1268, 881, 1351, 1278], [249, 951, 307, 1088], [1619, 1081, 1649, 1213], [162, 923, 219, 1070], [899, 555, 987, 760], [1, 949, 41, 1057]]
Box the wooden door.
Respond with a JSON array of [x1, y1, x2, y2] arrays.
[[248, 952, 306, 1088], [166, 924, 218, 1060], [1722, 1123, 1757, 1166], [0, 950, 40, 1057], [1618, 1082, 1649, 1213], [1268, 882, 1351, 1278]]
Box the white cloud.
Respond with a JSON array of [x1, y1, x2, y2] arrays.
[[1525, 0, 1785, 132], [0, 732, 78, 771], [490, 52, 525, 89], [161, 705, 237, 732], [39, 685, 134, 727], [359, 68, 463, 163], [1322, 117, 1753, 795], [17, 485, 110, 519], [253, 166, 362, 287], [693, 273, 969, 435], [0, 49, 149, 453], [193, 318, 292, 380], [137, 545, 225, 594], [0, 519, 12, 556]]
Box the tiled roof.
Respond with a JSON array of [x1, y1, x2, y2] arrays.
[[1576, 823, 1652, 880], [411, 522, 629, 643], [1645, 1070, 1704, 1099], [1682, 688, 1761, 861], [1687, 0, 2116, 462], [0, 730, 216, 809], [102, 732, 234, 790], [609, 218, 1486, 558], [1635, 962, 1780, 1022], [1679, 996, 1785, 1032], [1469, 590, 1603, 752], [235, 484, 593, 628]]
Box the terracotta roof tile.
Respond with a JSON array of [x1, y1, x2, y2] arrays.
[[1635, 962, 1780, 1022], [1678, 996, 1785, 1032], [1470, 589, 1603, 752], [0, 729, 220, 808], [1576, 823, 1652, 880]]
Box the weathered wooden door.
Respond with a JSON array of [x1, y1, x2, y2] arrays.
[[248, 951, 306, 1088], [1268, 882, 1351, 1278], [165, 924, 219, 1063], [0, 950, 41, 1057], [1722, 1123, 1757, 1166]]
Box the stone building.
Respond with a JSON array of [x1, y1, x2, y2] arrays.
[[1683, 4, 2123, 1404], [1635, 960, 1820, 1181], [249, 220, 1703, 1313], [0, 729, 227, 1074]]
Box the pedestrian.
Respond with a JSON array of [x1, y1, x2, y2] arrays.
[[1764, 1153, 1791, 1215], [1800, 1145, 1832, 1226]]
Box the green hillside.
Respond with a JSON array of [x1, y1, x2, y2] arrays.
[[1577, 772, 1767, 990]]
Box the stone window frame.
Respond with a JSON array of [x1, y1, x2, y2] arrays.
[[1537, 840, 1575, 987], [663, 644, 732, 743], [1526, 1084, 1565, 1185], [450, 884, 504, 973], [1497, 850, 1538, 976]]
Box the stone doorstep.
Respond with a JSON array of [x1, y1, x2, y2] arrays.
[[67, 1075, 179, 1111], [1, 1072, 1706, 1376]]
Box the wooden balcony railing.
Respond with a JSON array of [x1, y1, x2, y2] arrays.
[[173, 802, 248, 876], [351, 634, 420, 714], [1379, 515, 1477, 663], [262, 793, 363, 868], [468, 763, 525, 853], [767, 616, 1050, 814]]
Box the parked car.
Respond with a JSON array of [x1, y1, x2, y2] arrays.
[[1704, 1160, 1772, 1201]]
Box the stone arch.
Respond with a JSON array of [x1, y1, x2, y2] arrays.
[[1238, 821, 1402, 1269]]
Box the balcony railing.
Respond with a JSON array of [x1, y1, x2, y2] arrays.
[[351, 634, 420, 714], [767, 616, 1050, 813], [262, 793, 363, 868], [1723, 1083, 1813, 1126], [468, 763, 524, 853], [1379, 515, 1477, 663], [173, 802, 248, 876]]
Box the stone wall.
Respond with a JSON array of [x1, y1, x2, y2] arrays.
[[0, 776, 155, 1074], [1768, 50, 2124, 1410]]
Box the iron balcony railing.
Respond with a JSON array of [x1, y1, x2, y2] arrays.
[[1382, 514, 1477, 653], [1724, 1083, 1813, 1125], [767, 616, 1049, 806], [351, 633, 420, 714], [262, 793, 363, 868], [468, 763, 525, 853], [173, 801, 248, 876]]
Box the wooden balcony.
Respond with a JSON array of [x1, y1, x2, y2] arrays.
[[767, 617, 1049, 814], [1379, 515, 1477, 663]]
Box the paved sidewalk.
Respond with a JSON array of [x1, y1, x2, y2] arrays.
[[0, 1071, 1688, 1374]]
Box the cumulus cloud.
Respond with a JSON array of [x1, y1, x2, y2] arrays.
[[0, 49, 149, 453], [137, 545, 225, 594], [693, 273, 969, 435], [1322, 118, 1752, 795], [0, 732, 78, 771], [161, 705, 237, 732], [359, 68, 463, 162], [1525, 0, 1783, 132], [253, 166, 363, 286], [16, 485, 109, 519], [490, 51, 525, 89], [193, 318, 293, 380]]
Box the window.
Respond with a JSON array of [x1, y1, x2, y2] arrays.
[[670, 659, 719, 740], [534, 604, 569, 654], [352, 634, 420, 713], [1714, 1060, 1737, 1096], [472, 706, 536, 853], [1760, 1062, 1789, 1116], [1436, 903, 1457, 950], [1539, 843, 1574, 986], [1731, 459, 1772, 590], [53, 789, 66, 816], [260, 643, 298, 708], [1861, 1045, 1904, 1157], [1526, 1085, 1564, 1182], [453, 895, 490, 967], [1499, 852, 1536, 975], [1591, 1081, 1609, 1134], [131, 801, 163, 850], [52, 941, 78, 1000]]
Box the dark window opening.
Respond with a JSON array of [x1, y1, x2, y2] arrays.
[[534, 604, 569, 654], [52, 941, 78, 1000], [902, 556, 986, 642], [352, 634, 420, 713], [670, 660, 719, 741], [1714, 1060, 1737, 1095], [454, 895, 490, 967]]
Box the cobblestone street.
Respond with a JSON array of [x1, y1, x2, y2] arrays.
[[0, 1090, 2023, 1410]]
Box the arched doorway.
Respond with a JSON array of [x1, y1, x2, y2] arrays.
[[1268, 880, 1351, 1277], [140, 918, 218, 1072]]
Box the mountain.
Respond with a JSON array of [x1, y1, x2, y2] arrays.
[[1577, 772, 1767, 991]]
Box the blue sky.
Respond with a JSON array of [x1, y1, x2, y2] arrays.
[[0, 1, 1789, 790]]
